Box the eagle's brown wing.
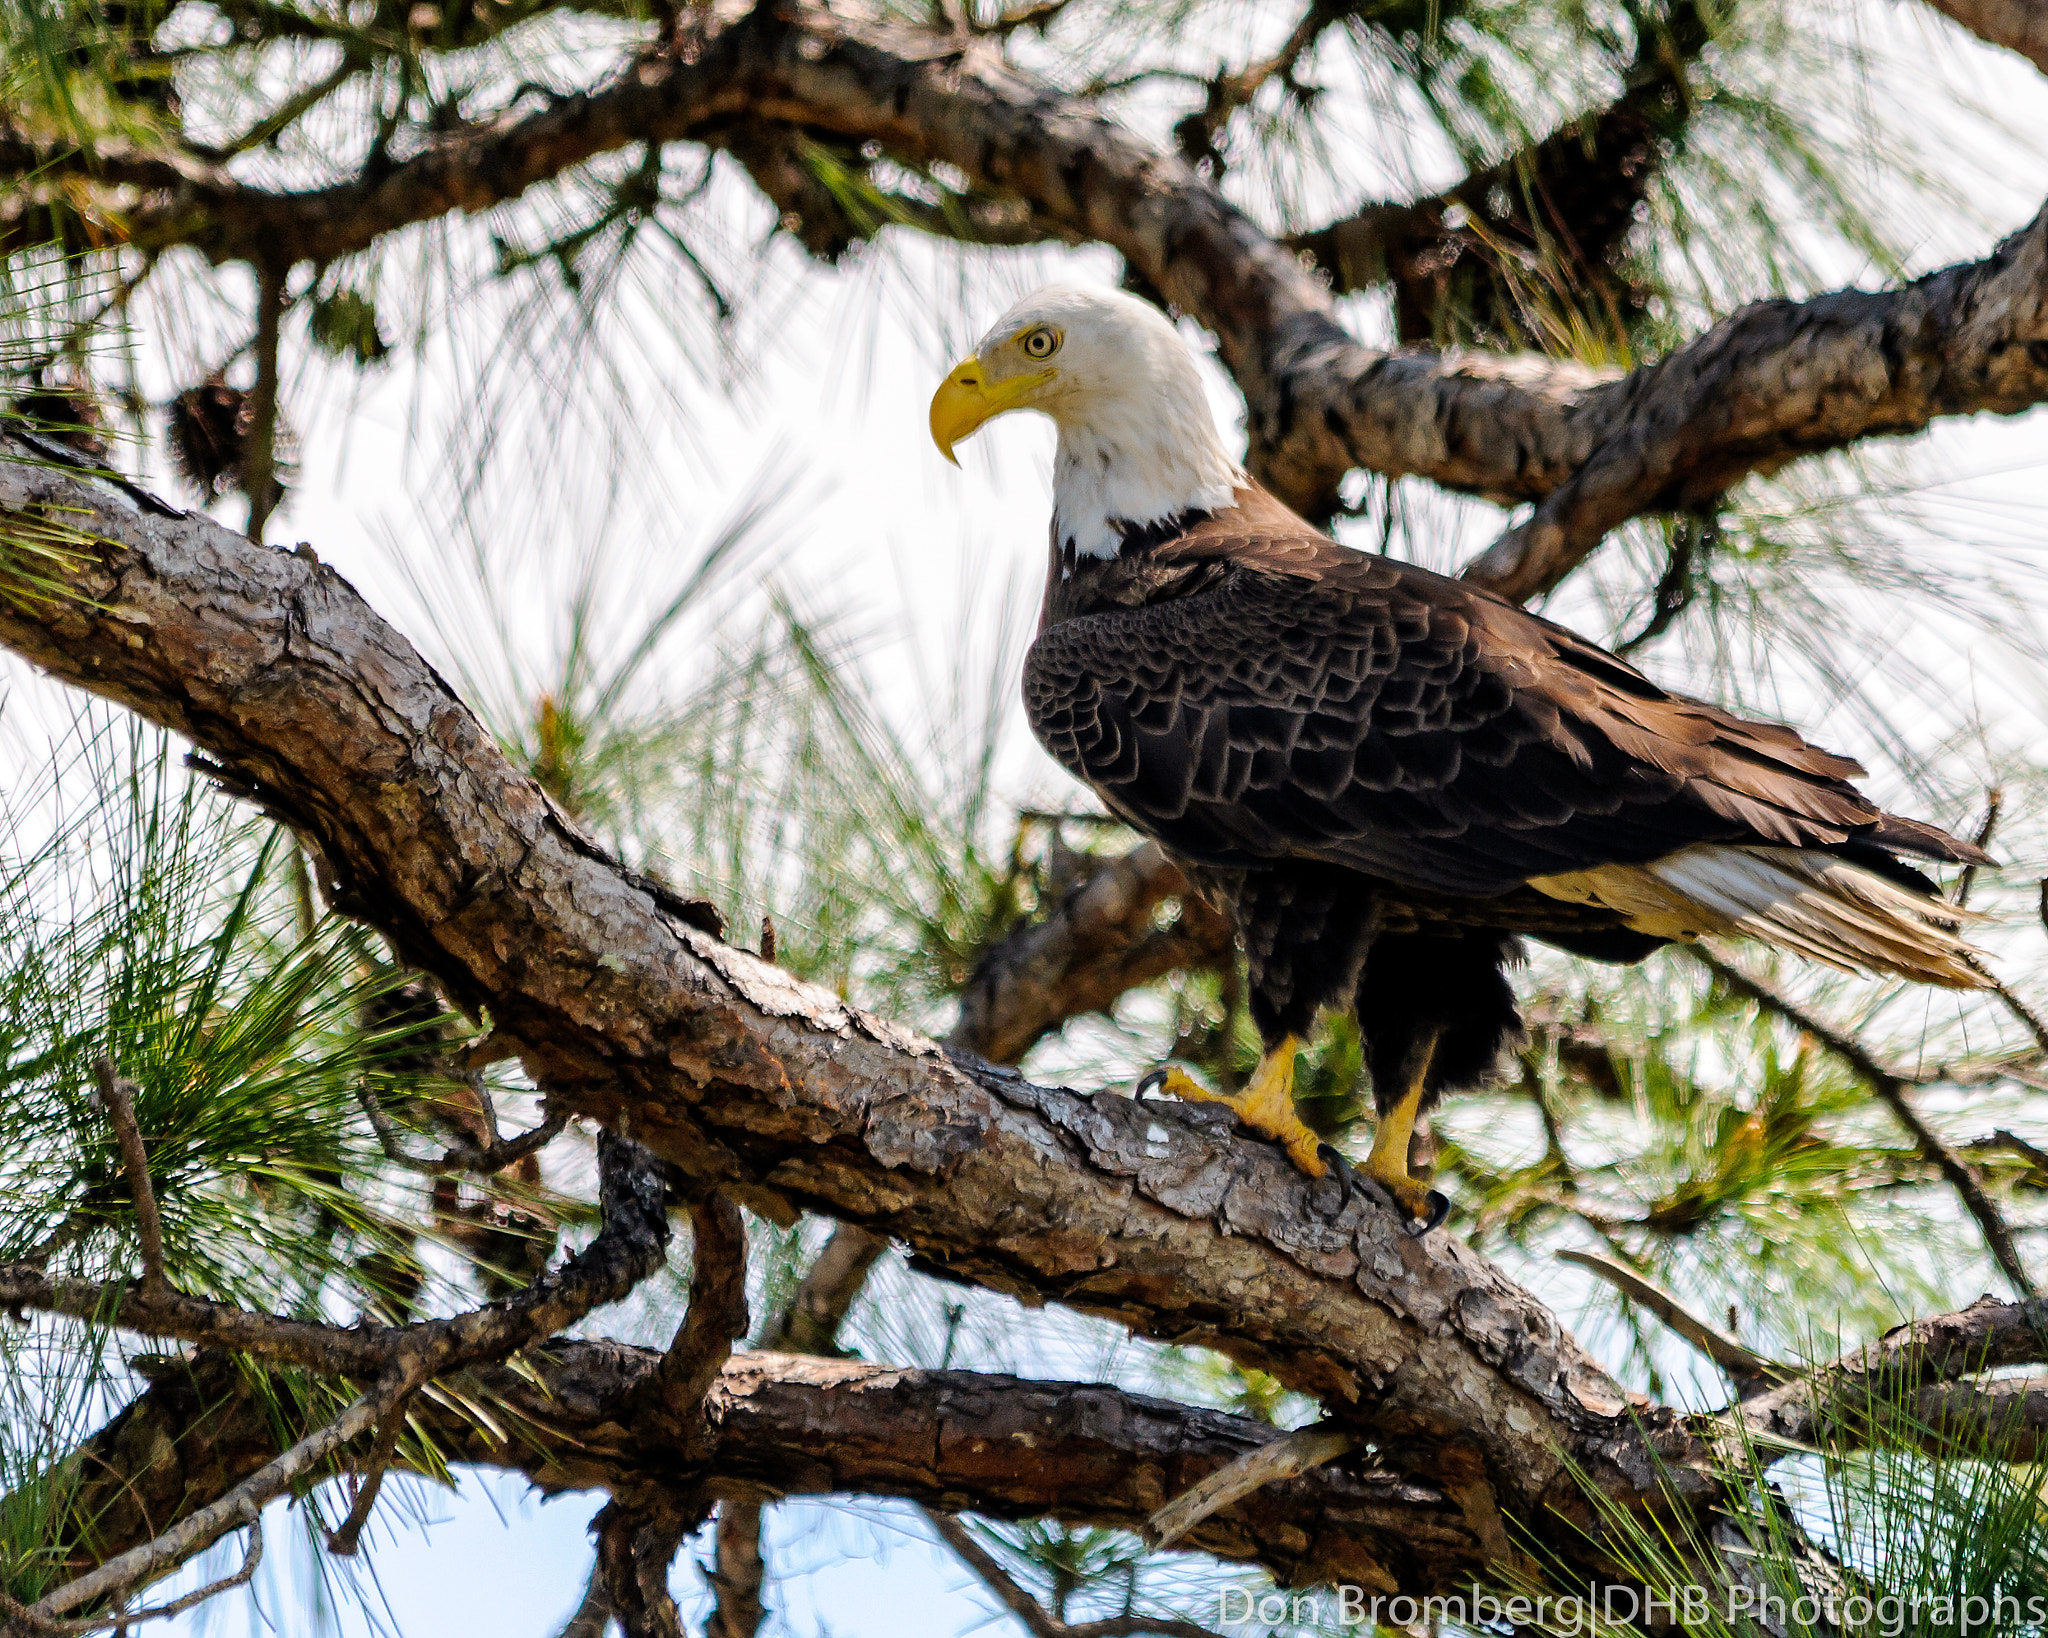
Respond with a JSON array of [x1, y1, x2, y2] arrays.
[[1024, 538, 1980, 899]]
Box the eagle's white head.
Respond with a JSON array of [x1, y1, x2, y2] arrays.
[[930, 284, 1243, 561]]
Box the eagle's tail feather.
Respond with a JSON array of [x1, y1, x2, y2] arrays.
[[1529, 844, 1992, 988]]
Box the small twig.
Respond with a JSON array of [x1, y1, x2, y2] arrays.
[[1144, 1421, 1354, 1550], [325, 1394, 412, 1555], [1, 1499, 263, 1634], [357, 1082, 568, 1177], [1615, 513, 1715, 654], [1989, 977, 2048, 1060], [1557, 1248, 1789, 1394], [1697, 949, 2040, 1301], [242, 265, 287, 541], [923, 1510, 1223, 1638], [33, 1379, 395, 1621], [1952, 789, 2002, 908], [94, 1058, 166, 1294]]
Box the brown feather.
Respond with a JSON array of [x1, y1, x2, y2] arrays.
[[1025, 481, 1991, 954]]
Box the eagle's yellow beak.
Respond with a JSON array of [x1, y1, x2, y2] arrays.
[[929, 359, 1053, 466]]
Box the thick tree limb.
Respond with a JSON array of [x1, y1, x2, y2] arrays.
[[14, 1, 2047, 567], [44, 1297, 2048, 1612], [1739, 1294, 2048, 1456], [44, 1346, 1481, 1598], [0, 442, 1659, 1541]]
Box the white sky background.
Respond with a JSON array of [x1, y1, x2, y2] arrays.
[[5, 0, 2042, 1630]]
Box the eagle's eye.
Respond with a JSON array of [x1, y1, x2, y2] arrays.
[[1019, 326, 1061, 361]]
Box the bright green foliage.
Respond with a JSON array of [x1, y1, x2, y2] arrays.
[[0, 722, 402, 1296]]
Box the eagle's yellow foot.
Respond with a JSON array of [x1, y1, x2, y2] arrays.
[[1366, 1030, 1451, 1237], [1136, 1038, 1326, 1177]]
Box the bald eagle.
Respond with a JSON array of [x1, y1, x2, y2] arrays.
[[931, 284, 1992, 1233]]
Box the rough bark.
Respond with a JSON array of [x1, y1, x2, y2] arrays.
[[0, 438, 1661, 1551], [46, 1297, 2048, 1605], [53, 1347, 1482, 1596], [1740, 1294, 2048, 1452], [12, 0, 2047, 565]]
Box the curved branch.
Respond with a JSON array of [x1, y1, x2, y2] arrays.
[[947, 842, 1230, 1065], [0, 438, 1652, 1539], [15, 1, 2046, 576]]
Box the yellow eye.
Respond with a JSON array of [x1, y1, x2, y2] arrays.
[[1020, 327, 1061, 361]]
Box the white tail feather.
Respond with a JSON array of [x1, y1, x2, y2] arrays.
[[1529, 845, 1990, 988]]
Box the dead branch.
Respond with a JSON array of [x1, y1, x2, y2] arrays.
[[1145, 1421, 1355, 1550], [92, 1058, 165, 1294], [0, 1498, 262, 1637], [1557, 1249, 1787, 1394], [28, 1379, 394, 1623]]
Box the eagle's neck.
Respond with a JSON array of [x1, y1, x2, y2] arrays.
[[1050, 392, 1242, 564]]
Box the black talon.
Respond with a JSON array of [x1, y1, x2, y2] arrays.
[[1310, 1146, 1357, 1217], [1135, 1069, 1171, 1097], [1404, 1190, 1451, 1238]]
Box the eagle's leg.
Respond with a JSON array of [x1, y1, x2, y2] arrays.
[[1355, 929, 1523, 1236], [1137, 1039, 1326, 1177], [1360, 1025, 1448, 1233]]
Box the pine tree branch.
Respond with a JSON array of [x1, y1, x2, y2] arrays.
[[36, 1347, 1480, 1599], [9, 2, 2045, 574], [1739, 1294, 2048, 1456], [36, 1297, 2047, 1617], [1695, 949, 2040, 1301]]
